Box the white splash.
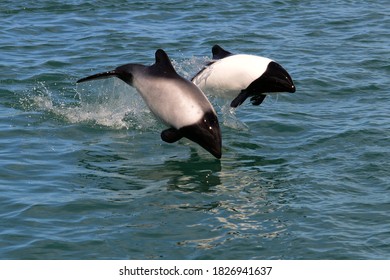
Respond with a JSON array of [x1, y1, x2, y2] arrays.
[[28, 79, 158, 130]]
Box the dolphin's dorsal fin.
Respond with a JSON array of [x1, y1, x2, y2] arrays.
[[212, 45, 233, 60], [152, 49, 177, 76]]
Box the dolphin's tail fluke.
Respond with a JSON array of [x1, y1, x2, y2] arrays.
[[77, 68, 134, 86], [76, 71, 119, 84]]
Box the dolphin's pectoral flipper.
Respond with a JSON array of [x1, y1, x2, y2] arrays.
[[249, 95, 266, 106], [230, 90, 249, 108], [161, 128, 184, 143], [230, 87, 266, 107]]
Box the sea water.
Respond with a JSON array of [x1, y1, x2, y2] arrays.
[[0, 0, 389, 259]]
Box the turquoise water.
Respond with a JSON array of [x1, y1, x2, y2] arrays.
[[1, 0, 389, 259]]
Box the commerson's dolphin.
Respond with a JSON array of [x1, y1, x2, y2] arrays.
[[191, 45, 296, 108], [77, 49, 222, 159]]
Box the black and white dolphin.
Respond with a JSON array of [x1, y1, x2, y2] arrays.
[[77, 49, 222, 159], [191, 45, 296, 108]]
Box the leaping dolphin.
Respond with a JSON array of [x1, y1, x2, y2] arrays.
[[191, 45, 296, 108], [77, 49, 222, 159]]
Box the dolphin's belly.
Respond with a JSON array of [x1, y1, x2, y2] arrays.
[[134, 77, 207, 129]]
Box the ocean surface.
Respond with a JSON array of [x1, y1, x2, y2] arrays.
[[1, 0, 389, 259]]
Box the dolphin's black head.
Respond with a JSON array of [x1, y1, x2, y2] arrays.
[[230, 61, 296, 107], [161, 111, 222, 159], [256, 61, 296, 94], [178, 111, 222, 159]]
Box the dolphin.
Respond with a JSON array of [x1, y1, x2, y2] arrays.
[[77, 49, 222, 159], [191, 45, 296, 108]]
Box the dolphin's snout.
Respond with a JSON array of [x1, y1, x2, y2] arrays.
[[204, 119, 222, 159]]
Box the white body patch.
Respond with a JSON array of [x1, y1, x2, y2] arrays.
[[133, 75, 211, 129], [193, 54, 273, 98]]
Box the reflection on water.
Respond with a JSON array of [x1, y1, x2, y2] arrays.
[[72, 132, 293, 259]]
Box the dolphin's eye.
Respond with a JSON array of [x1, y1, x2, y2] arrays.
[[203, 118, 212, 130]]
